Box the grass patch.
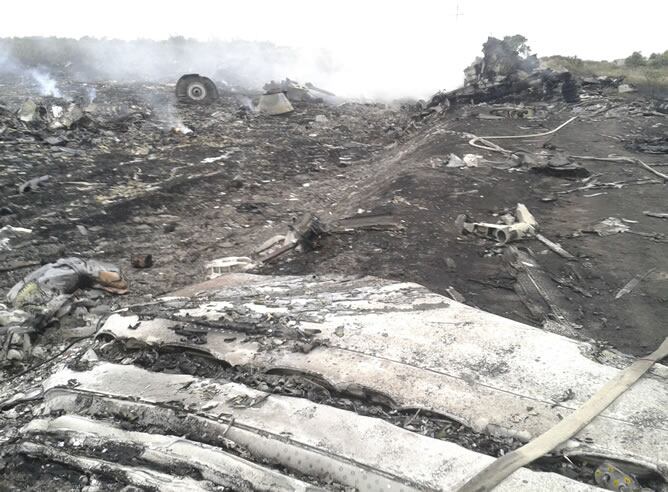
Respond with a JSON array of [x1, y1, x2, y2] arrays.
[[542, 55, 668, 97]]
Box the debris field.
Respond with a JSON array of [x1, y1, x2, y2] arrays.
[[1, 37, 667, 491]]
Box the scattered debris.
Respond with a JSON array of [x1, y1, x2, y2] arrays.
[[0, 261, 41, 273], [626, 136, 668, 155], [130, 254, 153, 269], [617, 83, 637, 94], [48, 103, 84, 129], [570, 155, 668, 181], [257, 92, 294, 115], [591, 217, 630, 236], [447, 153, 483, 168], [456, 203, 537, 245], [463, 154, 483, 167], [504, 246, 581, 335], [206, 211, 402, 282], [468, 116, 578, 156], [18, 175, 50, 193], [550, 388, 576, 405], [489, 105, 536, 119], [532, 154, 591, 178], [17, 99, 40, 122], [643, 211, 668, 219], [594, 462, 642, 492], [206, 256, 256, 279], [263, 78, 336, 102], [446, 286, 466, 303], [328, 214, 404, 232], [614, 268, 656, 300], [447, 153, 466, 168], [535, 234, 575, 259], [1, 37, 667, 491], [430, 36, 580, 108], [260, 214, 324, 263], [0, 226, 32, 251], [515, 203, 537, 228]]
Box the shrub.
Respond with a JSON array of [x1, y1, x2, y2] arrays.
[[625, 51, 646, 67]]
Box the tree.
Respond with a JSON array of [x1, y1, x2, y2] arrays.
[[648, 50, 668, 68], [625, 51, 646, 67], [502, 35, 531, 57]]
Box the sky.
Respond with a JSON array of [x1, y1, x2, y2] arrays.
[[1, 0, 665, 99]]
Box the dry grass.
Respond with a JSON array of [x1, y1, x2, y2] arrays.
[[542, 55, 668, 97]]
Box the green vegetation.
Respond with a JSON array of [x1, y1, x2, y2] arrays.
[[541, 51, 668, 96], [625, 51, 646, 67], [501, 34, 531, 57], [626, 50, 668, 68]]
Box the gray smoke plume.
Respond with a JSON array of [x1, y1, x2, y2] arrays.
[[29, 68, 62, 97], [0, 36, 466, 101], [0, 37, 354, 97], [86, 86, 97, 103], [237, 95, 255, 112]]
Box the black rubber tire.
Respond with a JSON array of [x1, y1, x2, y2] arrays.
[[175, 74, 219, 104]]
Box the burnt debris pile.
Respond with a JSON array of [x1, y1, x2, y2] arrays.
[[425, 36, 626, 113]]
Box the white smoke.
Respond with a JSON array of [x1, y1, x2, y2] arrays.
[[0, 45, 21, 75], [147, 93, 191, 134], [29, 68, 62, 97], [87, 86, 97, 103], [1, 36, 469, 101], [237, 95, 255, 112]]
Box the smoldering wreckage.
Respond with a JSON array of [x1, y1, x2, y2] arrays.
[[0, 36, 667, 492]]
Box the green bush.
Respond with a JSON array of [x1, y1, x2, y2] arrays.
[[625, 51, 646, 67], [648, 51, 668, 68]]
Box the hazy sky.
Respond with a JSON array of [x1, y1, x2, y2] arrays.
[[1, 0, 665, 98]]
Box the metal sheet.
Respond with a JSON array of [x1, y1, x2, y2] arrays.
[[42, 363, 598, 491], [102, 274, 668, 477]]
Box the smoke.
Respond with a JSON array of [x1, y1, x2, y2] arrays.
[[0, 36, 465, 101], [28, 68, 62, 97], [162, 103, 192, 134], [0, 44, 21, 76], [86, 86, 96, 103], [0, 43, 66, 99], [5, 2, 666, 100], [236, 95, 255, 112], [139, 90, 191, 134]]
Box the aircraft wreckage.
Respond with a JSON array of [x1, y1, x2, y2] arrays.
[[1, 273, 666, 491], [2, 34, 667, 491]]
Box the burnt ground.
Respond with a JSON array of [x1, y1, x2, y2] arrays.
[[0, 75, 667, 489], [275, 104, 668, 356], [1, 78, 666, 356]]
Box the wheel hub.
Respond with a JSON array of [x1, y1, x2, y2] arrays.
[[187, 82, 207, 101]]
